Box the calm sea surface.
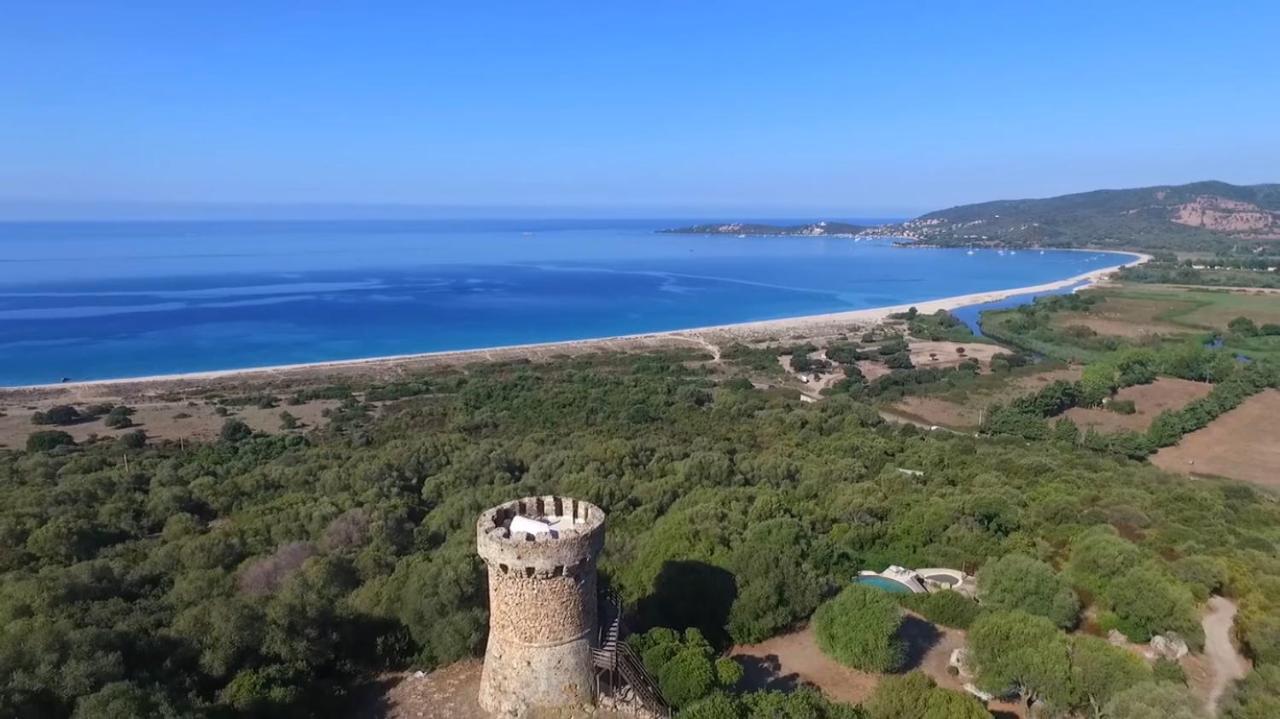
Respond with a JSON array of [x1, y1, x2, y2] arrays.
[[0, 220, 1135, 385]]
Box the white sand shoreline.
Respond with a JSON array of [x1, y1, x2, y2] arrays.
[[3, 250, 1149, 391]]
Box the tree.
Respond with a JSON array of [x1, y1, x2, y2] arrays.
[[1228, 316, 1260, 337], [726, 518, 824, 644], [279, 411, 300, 430], [1103, 564, 1200, 645], [660, 647, 718, 708], [680, 692, 742, 719], [967, 610, 1073, 708], [220, 418, 253, 442], [1171, 555, 1228, 602], [219, 664, 304, 716], [171, 597, 265, 678], [977, 554, 1079, 628], [103, 405, 135, 429], [629, 628, 738, 710], [1102, 681, 1205, 719], [26, 429, 75, 452], [813, 584, 904, 673], [32, 404, 82, 426], [1223, 665, 1280, 719], [1051, 416, 1080, 443], [117, 429, 147, 449], [1065, 528, 1144, 597], [71, 681, 173, 719], [368, 551, 487, 667], [866, 672, 991, 719], [899, 590, 983, 629], [740, 687, 862, 719], [1069, 635, 1151, 717], [885, 352, 915, 370]]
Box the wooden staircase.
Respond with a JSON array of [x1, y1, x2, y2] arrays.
[[593, 590, 670, 717]]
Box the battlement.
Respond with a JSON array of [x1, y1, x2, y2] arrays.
[[478, 496, 606, 714], [477, 496, 606, 577]]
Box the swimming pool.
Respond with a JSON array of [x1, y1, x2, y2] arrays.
[[855, 576, 918, 594]]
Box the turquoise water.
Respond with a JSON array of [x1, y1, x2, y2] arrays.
[[0, 220, 1136, 385], [855, 576, 917, 594]]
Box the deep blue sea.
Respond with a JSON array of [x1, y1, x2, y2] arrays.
[[0, 220, 1135, 385]]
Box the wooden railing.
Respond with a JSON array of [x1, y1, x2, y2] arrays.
[[593, 590, 670, 717]]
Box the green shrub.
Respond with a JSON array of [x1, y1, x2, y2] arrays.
[[866, 672, 991, 719], [977, 554, 1079, 629], [1104, 564, 1202, 646], [630, 628, 736, 709], [813, 584, 904, 672], [1171, 555, 1228, 602], [32, 404, 82, 426], [26, 429, 75, 452], [220, 419, 253, 442], [103, 406, 135, 428], [900, 590, 984, 629], [117, 430, 147, 450], [1108, 399, 1137, 415], [1153, 658, 1186, 685]]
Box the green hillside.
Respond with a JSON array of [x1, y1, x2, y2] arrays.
[[886, 181, 1280, 252]]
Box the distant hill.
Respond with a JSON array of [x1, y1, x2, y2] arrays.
[[878, 181, 1280, 251], [660, 220, 870, 237], [663, 182, 1280, 252]]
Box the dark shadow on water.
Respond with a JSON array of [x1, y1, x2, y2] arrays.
[[734, 653, 801, 693], [896, 614, 942, 672], [634, 560, 738, 648]]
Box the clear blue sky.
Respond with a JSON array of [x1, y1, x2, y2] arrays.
[[2, 1, 1278, 219]]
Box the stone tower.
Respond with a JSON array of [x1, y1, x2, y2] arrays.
[[476, 496, 606, 717]]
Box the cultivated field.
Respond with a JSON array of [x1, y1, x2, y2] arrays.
[[1063, 377, 1214, 433], [1059, 284, 1280, 336], [885, 366, 1082, 431], [1152, 389, 1280, 487]]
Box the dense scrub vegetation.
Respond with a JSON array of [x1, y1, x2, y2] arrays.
[[1119, 258, 1280, 289], [3, 349, 1280, 716]]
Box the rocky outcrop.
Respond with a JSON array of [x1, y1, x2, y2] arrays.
[[1172, 195, 1278, 233]]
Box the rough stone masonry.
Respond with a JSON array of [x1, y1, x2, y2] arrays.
[[476, 496, 607, 717]]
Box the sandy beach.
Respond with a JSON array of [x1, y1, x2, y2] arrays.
[[0, 251, 1147, 399]]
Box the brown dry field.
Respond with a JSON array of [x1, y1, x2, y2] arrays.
[[908, 340, 1002, 370], [0, 397, 339, 449], [856, 360, 893, 381], [1152, 389, 1280, 487], [731, 621, 1025, 718], [885, 367, 1082, 431], [1063, 377, 1214, 433]]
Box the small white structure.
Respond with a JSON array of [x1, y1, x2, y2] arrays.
[[509, 515, 555, 536]]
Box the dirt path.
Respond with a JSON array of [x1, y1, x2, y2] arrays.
[[731, 621, 1024, 717], [1201, 596, 1250, 715]]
